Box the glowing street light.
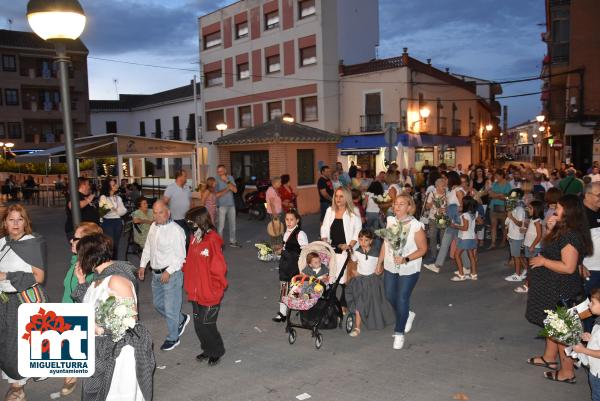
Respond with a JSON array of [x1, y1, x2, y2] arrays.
[[539, 126, 546, 132], [419, 107, 431, 122], [485, 124, 493, 132], [216, 122, 228, 137], [282, 113, 295, 123], [536, 115, 545, 123]]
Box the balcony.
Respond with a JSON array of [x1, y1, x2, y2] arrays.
[[360, 114, 383, 132]]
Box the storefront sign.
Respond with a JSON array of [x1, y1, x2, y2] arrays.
[[340, 149, 380, 156]]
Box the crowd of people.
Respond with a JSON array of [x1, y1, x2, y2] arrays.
[[3, 158, 600, 400]]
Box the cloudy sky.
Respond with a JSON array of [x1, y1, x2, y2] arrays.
[[2, 0, 545, 126]]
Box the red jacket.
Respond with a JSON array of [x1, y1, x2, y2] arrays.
[[183, 230, 228, 306]]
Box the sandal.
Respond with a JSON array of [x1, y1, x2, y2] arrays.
[[514, 285, 528, 294], [543, 371, 576, 384], [349, 328, 361, 337], [61, 377, 78, 396], [4, 386, 26, 401], [527, 356, 558, 370]]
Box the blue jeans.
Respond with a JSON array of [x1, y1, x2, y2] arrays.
[[101, 218, 123, 259], [151, 270, 184, 341], [320, 201, 329, 222], [584, 270, 600, 332], [217, 205, 236, 243], [384, 270, 420, 334], [366, 212, 381, 231], [590, 371, 600, 401], [434, 227, 471, 269]]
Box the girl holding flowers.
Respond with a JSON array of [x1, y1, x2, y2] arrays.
[[451, 196, 481, 281]]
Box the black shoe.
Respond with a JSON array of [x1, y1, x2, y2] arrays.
[[178, 313, 191, 337], [272, 313, 286, 323], [229, 242, 242, 248], [160, 339, 180, 351], [196, 353, 209, 362], [208, 356, 221, 366]]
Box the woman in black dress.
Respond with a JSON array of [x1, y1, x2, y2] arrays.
[[526, 194, 592, 383]]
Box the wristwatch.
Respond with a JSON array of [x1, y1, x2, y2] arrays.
[[403, 257, 410, 264]]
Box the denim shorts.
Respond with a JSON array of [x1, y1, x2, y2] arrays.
[[457, 238, 477, 250], [509, 238, 523, 257], [524, 247, 541, 258]]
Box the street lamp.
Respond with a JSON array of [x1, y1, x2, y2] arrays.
[[539, 126, 546, 132], [216, 122, 228, 137], [27, 0, 86, 226], [536, 115, 545, 123], [282, 113, 295, 123], [419, 107, 431, 123], [485, 124, 493, 132]]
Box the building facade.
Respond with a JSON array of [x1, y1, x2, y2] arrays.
[[0, 29, 90, 151], [501, 120, 544, 163], [541, 0, 600, 169], [199, 0, 379, 174], [338, 50, 501, 173]]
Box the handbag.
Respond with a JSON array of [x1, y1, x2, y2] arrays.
[[17, 284, 48, 304]]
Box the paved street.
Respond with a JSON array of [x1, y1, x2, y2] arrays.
[[0, 205, 591, 401]]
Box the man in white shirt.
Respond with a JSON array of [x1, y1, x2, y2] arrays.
[[536, 162, 549, 179], [139, 200, 190, 351], [589, 167, 600, 183], [163, 169, 200, 250]]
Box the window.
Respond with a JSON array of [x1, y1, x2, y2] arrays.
[[265, 11, 279, 30], [266, 55, 280, 73], [237, 62, 250, 80], [235, 21, 248, 39], [0, 123, 5, 139], [301, 96, 318, 122], [300, 45, 316, 66], [299, 0, 316, 19], [7, 122, 21, 139], [203, 31, 221, 49], [452, 119, 461, 135], [551, 8, 570, 63], [231, 151, 269, 184], [172, 116, 180, 140], [106, 121, 117, 133], [206, 109, 224, 131], [238, 105, 252, 128], [267, 101, 282, 120], [139, 121, 146, 137], [5, 89, 19, 106], [297, 149, 314, 185], [187, 113, 196, 141], [154, 119, 162, 138], [205, 70, 222, 87], [2, 55, 16, 72]]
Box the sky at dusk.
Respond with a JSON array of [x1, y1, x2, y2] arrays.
[[1, 0, 546, 126]]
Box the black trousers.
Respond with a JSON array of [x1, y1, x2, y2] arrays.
[[174, 219, 190, 253], [192, 302, 225, 358]]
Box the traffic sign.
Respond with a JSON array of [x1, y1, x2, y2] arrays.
[[384, 122, 398, 145]]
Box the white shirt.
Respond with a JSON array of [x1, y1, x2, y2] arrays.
[[506, 206, 526, 240], [524, 218, 542, 248], [457, 213, 477, 240], [0, 234, 35, 292], [590, 174, 600, 183], [164, 183, 191, 220], [351, 246, 379, 275], [140, 221, 186, 274], [447, 187, 464, 206], [584, 226, 600, 272], [383, 216, 424, 276], [588, 324, 600, 377], [99, 194, 127, 219], [536, 168, 549, 178], [365, 192, 380, 213], [541, 181, 553, 191], [283, 226, 308, 247]]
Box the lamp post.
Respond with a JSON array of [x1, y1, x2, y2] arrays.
[[27, 0, 86, 226], [282, 113, 295, 123], [0, 142, 15, 159], [216, 122, 228, 137]]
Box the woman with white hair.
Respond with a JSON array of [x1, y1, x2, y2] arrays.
[[321, 187, 362, 310]]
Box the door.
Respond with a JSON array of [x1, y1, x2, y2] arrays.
[[570, 135, 593, 171]]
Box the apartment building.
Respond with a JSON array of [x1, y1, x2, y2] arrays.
[[338, 49, 502, 172], [541, 0, 600, 169], [0, 29, 90, 151], [199, 0, 379, 172]]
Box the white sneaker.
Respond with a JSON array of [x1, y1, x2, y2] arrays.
[[453, 268, 471, 276], [393, 334, 405, 350], [504, 273, 523, 282], [424, 263, 440, 273], [519, 271, 527, 280], [405, 311, 416, 333], [451, 274, 468, 282]]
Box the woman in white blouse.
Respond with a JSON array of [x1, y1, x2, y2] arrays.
[[376, 193, 427, 350], [321, 187, 362, 310], [99, 178, 127, 259]]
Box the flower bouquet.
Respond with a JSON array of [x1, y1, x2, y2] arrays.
[[375, 219, 411, 259], [374, 192, 393, 214], [505, 192, 523, 212], [95, 295, 137, 343], [432, 197, 449, 229], [255, 242, 275, 262], [539, 306, 583, 346], [282, 274, 325, 310], [98, 197, 113, 221]]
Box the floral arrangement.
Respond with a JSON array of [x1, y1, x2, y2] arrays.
[[374, 192, 393, 214], [539, 306, 583, 346], [375, 219, 411, 258], [505, 191, 523, 212], [98, 197, 113, 220], [95, 295, 137, 342], [255, 242, 275, 262], [432, 197, 449, 229], [283, 275, 325, 310]]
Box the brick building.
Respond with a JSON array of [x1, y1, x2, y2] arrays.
[[0, 29, 90, 151]]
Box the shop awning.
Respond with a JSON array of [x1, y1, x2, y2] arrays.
[[337, 132, 471, 149], [337, 134, 387, 149], [564, 122, 596, 136]]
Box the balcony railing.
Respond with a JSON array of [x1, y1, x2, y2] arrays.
[[360, 114, 383, 132]]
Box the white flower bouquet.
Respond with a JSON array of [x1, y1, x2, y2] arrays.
[[98, 197, 114, 219], [95, 295, 137, 342], [376, 220, 411, 259], [505, 192, 523, 212], [539, 306, 583, 346], [432, 197, 449, 229], [255, 242, 275, 262], [374, 192, 393, 214]]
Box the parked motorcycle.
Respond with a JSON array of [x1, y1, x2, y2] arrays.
[[244, 178, 270, 220]]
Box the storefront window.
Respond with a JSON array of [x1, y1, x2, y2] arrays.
[[231, 150, 269, 185], [415, 147, 434, 172], [439, 146, 456, 167]]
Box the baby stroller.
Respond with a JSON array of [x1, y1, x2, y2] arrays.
[[282, 241, 352, 349]]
